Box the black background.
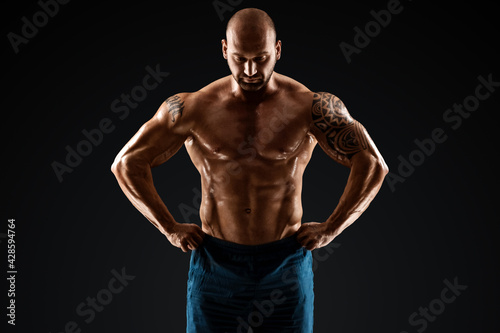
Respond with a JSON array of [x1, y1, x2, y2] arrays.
[[2, 0, 498, 332]]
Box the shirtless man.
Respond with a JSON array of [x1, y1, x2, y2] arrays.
[[111, 8, 388, 333]]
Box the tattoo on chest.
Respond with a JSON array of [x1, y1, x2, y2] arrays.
[[165, 95, 184, 122], [312, 92, 368, 159]]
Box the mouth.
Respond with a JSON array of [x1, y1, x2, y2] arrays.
[[241, 77, 262, 83], [236, 75, 267, 91]]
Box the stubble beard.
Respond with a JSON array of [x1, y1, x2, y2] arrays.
[[234, 69, 274, 92]]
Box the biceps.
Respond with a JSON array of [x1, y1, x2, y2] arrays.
[[318, 119, 369, 157], [314, 119, 370, 166], [311, 92, 370, 164], [118, 114, 186, 167]]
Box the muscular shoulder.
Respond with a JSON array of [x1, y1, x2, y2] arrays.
[[182, 77, 231, 110], [198, 76, 232, 95], [273, 73, 315, 110], [274, 72, 312, 102], [275, 72, 311, 93], [156, 77, 230, 128], [161, 74, 316, 121], [310, 92, 353, 125]]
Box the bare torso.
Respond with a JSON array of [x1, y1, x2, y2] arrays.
[[182, 73, 316, 244], [112, 10, 388, 252]]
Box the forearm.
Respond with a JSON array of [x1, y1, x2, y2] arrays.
[[326, 154, 388, 237], [111, 157, 177, 235]]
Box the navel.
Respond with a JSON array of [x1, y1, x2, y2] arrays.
[[244, 208, 252, 214]]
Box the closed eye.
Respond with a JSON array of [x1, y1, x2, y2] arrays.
[[232, 55, 268, 63]]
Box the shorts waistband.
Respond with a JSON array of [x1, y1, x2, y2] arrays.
[[202, 233, 301, 256]]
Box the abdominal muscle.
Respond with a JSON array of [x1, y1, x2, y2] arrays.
[[197, 158, 306, 245]]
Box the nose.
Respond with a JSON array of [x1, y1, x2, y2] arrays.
[[244, 60, 257, 77]]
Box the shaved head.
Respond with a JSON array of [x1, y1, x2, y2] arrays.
[[226, 8, 277, 43], [222, 8, 281, 92]]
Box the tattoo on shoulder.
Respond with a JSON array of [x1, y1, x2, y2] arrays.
[[165, 95, 184, 122], [312, 92, 368, 159]]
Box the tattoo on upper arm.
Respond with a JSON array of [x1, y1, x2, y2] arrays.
[[165, 95, 184, 122], [312, 92, 368, 159]]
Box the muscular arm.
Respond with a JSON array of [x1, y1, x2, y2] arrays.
[[297, 92, 389, 250], [111, 94, 205, 252]]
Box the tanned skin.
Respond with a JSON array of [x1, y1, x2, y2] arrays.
[[111, 8, 388, 252]]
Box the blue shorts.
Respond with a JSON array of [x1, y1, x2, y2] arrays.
[[186, 233, 314, 333]]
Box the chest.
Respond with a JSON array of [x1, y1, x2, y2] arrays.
[[189, 99, 312, 161]]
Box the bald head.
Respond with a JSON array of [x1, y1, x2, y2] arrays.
[[226, 8, 277, 42], [222, 8, 281, 92]]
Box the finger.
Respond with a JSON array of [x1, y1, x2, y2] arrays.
[[297, 235, 310, 247], [188, 231, 204, 246], [192, 232, 205, 245], [188, 225, 204, 239], [296, 230, 310, 243], [186, 238, 199, 251], [296, 226, 305, 237], [295, 228, 304, 238], [197, 228, 207, 238], [191, 231, 206, 249], [180, 239, 190, 252], [303, 239, 317, 251], [309, 239, 322, 251]]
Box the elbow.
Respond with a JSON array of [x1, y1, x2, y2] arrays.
[[111, 155, 124, 178], [359, 152, 389, 179], [377, 157, 389, 177], [351, 151, 389, 178], [111, 153, 136, 178], [351, 152, 389, 184], [111, 153, 149, 180], [374, 156, 389, 182], [111, 150, 125, 175]]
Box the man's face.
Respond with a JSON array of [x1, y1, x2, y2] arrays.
[[223, 29, 281, 92]]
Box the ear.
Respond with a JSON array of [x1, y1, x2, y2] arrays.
[[275, 40, 282, 60], [222, 39, 228, 59]]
